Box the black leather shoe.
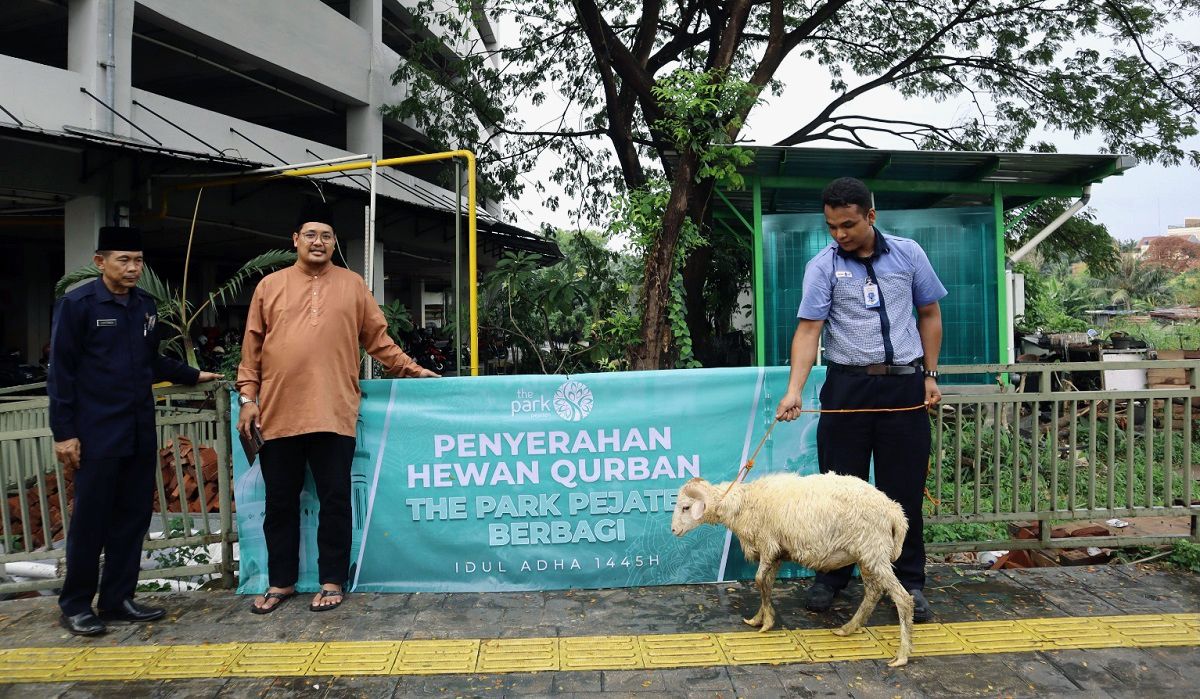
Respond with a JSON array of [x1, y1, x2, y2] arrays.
[[98, 599, 166, 623], [60, 612, 107, 636], [805, 582, 839, 612], [909, 589, 933, 623]]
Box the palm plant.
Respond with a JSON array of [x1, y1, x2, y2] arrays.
[[55, 249, 295, 367], [1100, 256, 1172, 311]]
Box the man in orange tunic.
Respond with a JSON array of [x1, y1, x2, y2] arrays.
[[236, 202, 437, 613]]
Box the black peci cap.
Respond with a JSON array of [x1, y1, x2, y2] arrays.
[[96, 226, 143, 252], [295, 200, 335, 231]]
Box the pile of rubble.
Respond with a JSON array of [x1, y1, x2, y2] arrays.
[[987, 522, 1115, 568], [156, 436, 228, 515], [3, 436, 226, 551]]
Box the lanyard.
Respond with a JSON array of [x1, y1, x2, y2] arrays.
[[861, 258, 894, 365]]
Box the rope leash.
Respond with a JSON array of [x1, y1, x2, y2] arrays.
[[720, 402, 931, 500]]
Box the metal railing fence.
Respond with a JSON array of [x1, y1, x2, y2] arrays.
[[1, 384, 234, 594], [4, 362, 1200, 593], [928, 360, 1200, 553]]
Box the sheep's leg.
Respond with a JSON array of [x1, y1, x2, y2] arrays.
[[879, 571, 914, 668], [834, 573, 882, 637], [744, 559, 781, 631]]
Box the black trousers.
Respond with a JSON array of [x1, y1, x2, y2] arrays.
[[814, 369, 930, 592], [59, 451, 157, 616], [259, 432, 355, 588]]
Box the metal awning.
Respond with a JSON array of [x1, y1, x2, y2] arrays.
[[691, 146, 1137, 217], [0, 123, 559, 259]]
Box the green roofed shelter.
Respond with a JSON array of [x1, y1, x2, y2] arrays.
[[699, 146, 1136, 370]]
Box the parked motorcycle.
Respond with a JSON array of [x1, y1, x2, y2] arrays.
[[0, 350, 47, 390]]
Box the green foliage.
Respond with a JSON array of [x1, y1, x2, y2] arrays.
[[1168, 269, 1200, 307], [387, 1, 1199, 367], [1006, 199, 1119, 277], [1014, 261, 1095, 333], [1168, 539, 1200, 573], [217, 341, 242, 380], [479, 230, 641, 374], [1101, 318, 1200, 352], [650, 69, 757, 186], [1097, 255, 1172, 311], [380, 300, 414, 344], [611, 181, 706, 368], [136, 517, 214, 592]]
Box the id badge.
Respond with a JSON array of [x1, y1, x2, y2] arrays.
[[862, 282, 880, 308]]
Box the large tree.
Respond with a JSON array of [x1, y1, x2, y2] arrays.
[[389, 0, 1200, 369]]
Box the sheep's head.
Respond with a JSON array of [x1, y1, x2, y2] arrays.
[[671, 478, 714, 536]]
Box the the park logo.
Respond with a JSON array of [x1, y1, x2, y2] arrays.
[[553, 380, 593, 422]]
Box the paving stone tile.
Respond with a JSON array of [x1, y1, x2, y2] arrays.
[[151, 678, 230, 698], [0, 682, 69, 699], [60, 681, 160, 698], [213, 678, 278, 698], [319, 676, 399, 699], [601, 669, 670, 693]]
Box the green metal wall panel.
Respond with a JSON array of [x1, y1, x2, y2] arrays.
[[762, 207, 998, 370]]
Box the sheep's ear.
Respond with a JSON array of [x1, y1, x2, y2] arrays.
[[681, 479, 708, 500], [689, 499, 706, 521]]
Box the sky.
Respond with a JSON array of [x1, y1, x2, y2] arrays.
[[509, 14, 1200, 243]]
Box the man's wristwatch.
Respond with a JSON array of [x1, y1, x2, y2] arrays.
[[238, 394, 256, 406], [923, 369, 939, 380]]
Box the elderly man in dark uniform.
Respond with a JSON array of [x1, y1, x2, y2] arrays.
[[49, 226, 221, 636], [776, 177, 946, 622]]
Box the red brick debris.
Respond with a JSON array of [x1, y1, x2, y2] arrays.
[[3, 436, 228, 550]]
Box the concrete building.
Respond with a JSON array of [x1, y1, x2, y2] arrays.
[[0, 0, 556, 367], [1135, 218, 1200, 257]]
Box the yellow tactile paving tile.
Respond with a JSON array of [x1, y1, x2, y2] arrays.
[[0, 647, 83, 682], [1020, 617, 1124, 650], [140, 643, 244, 679], [639, 632, 727, 668], [0, 613, 1197, 683], [226, 642, 321, 677], [560, 634, 642, 671], [477, 638, 558, 673], [62, 646, 164, 681], [1094, 615, 1199, 647], [309, 641, 400, 676], [867, 624, 968, 656], [716, 631, 810, 665], [947, 620, 1044, 654], [794, 628, 892, 662], [392, 639, 479, 675]]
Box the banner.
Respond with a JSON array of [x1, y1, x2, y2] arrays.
[[233, 366, 825, 593]]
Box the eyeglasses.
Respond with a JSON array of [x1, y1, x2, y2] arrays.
[[300, 232, 336, 243]]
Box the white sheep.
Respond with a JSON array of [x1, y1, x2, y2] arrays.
[[671, 472, 914, 667]]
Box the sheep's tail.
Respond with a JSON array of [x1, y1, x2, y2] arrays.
[[889, 505, 908, 562]]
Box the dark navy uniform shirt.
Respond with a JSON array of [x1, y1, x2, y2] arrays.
[[48, 278, 199, 459]]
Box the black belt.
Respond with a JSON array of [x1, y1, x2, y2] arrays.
[[825, 358, 923, 376]]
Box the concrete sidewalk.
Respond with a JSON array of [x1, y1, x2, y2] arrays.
[[0, 563, 1197, 697]]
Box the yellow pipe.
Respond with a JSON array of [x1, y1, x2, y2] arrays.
[[280, 151, 479, 377]]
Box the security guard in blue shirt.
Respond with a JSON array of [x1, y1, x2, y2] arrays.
[[48, 226, 221, 636], [776, 177, 947, 623]]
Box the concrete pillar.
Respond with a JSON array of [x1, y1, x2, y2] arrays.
[[64, 195, 104, 270], [347, 0, 384, 158], [68, 0, 134, 135]]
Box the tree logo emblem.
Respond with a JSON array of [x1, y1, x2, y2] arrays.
[[553, 380, 593, 422]]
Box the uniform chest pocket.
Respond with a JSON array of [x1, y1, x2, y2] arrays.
[[832, 277, 866, 304]]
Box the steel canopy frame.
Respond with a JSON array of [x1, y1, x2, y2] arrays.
[[267, 151, 480, 376]]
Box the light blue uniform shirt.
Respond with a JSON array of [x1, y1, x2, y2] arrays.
[[797, 228, 947, 366]]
